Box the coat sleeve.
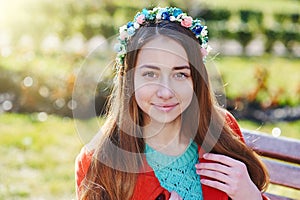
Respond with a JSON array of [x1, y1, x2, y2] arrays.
[[225, 111, 245, 143], [75, 146, 93, 199]]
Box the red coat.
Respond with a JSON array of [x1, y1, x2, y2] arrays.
[[75, 113, 269, 200]]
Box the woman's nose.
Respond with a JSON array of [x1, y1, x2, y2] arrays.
[[156, 84, 174, 100]]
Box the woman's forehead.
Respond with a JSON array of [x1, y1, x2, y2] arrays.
[[141, 36, 184, 51], [137, 36, 189, 66]]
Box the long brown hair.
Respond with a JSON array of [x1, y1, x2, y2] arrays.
[[79, 20, 269, 199]]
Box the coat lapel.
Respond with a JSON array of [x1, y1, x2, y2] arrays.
[[131, 157, 171, 200]]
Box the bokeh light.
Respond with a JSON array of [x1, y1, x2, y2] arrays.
[[272, 127, 281, 137], [37, 112, 48, 122], [23, 76, 33, 87], [2, 100, 13, 111]]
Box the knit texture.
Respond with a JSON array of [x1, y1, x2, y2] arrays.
[[145, 141, 203, 200]]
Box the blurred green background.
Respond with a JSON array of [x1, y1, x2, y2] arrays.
[[0, 0, 299, 199]]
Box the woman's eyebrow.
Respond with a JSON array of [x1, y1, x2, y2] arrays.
[[173, 65, 190, 70], [139, 65, 160, 70], [139, 65, 190, 70]]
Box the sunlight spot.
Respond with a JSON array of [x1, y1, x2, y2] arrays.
[[22, 137, 32, 147], [18, 35, 34, 52], [41, 33, 61, 53], [39, 86, 50, 98], [37, 112, 48, 122], [67, 100, 77, 110], [23, 76, 33, 87], [2, 100, 13, 111], [272, 127, 281, 137], [1, 46, 12, 57], [54, 98, 65, 109]]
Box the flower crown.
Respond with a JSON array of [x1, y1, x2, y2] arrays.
[[114, 7, 210, 69]]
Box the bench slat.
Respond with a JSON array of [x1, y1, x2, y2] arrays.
[[242, 129, 300, 164], [262, 159, 300, 190], [264, 193, 294, 200]]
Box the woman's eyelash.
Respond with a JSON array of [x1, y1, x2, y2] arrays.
[[141, 71, 190, 79], [142, 71, 157, 77], [175, 72, 190, 78]]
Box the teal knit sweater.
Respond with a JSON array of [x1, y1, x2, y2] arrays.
[[145, 141, 203, 200]]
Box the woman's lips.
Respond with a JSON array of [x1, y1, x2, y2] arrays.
[[151, 103, 179, 112]]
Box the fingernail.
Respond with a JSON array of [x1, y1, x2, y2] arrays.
[[200, 179, 207, 184]]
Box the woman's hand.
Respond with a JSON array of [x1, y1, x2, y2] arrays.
[[195, 153, 262, 200], [169, 191, 182, 200]]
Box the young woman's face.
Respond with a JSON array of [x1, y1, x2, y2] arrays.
[[134, 36, 194, 124]]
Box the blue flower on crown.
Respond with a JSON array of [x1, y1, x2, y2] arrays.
[[127, 21, 134, 28], [114, 43, 122, 52], [127, 26, 136, 36], [142, 8, 149, 18], [192, 24, 204, 35], [157, 8, 168, 16], [161, 11, 170, 20], [173, 8, 183, 17]]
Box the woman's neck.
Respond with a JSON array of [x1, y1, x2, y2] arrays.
[[143, 117, 190, 156]]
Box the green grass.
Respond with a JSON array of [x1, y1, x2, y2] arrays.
[[0, 113, 83, 199], [1, 113, 300, 199]]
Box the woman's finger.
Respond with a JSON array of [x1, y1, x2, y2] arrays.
[[202, 153, 243, 167], [196, 168, 231, 184], [200, 178, 230, 194], [195, 162, 230, 175]]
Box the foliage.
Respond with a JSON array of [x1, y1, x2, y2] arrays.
[[197, 8, 231, 21], [264, 28, 282, 53], [191, 7, 299, 55], [239, 10, 263, 25], [1, 0, 299, 55], [212, 56, 300, 107], [235, 24, 254, 52]]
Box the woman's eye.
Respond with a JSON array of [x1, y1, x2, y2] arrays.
[[142, 71, 157, 78], [174, 72, 189, 79]]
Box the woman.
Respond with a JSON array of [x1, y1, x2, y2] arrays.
[[75, 7, 269, 200]]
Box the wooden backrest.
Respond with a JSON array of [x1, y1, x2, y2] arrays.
[[242, 129, 300, 199]]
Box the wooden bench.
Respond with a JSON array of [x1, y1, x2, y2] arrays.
[[242, 129, 300, 200]]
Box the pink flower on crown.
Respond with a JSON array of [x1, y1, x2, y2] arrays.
[[181, 16, 193, 28], [200, 47, 208, 57], [119, 31, 128, 40], [136, 14, 145, 24]]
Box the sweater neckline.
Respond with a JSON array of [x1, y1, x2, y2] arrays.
[[145, 140, 198, 168]]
